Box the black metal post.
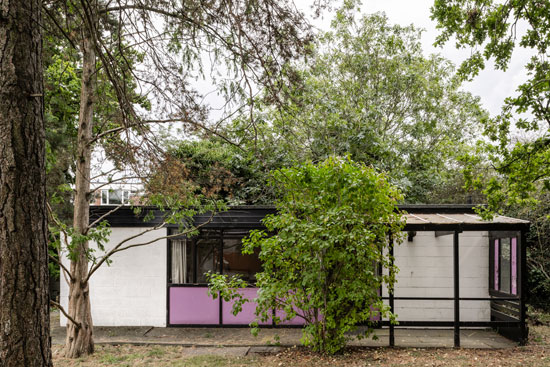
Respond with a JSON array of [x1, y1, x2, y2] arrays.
[[519, 229, 528, 345], [389, 233, 395, 347], [219, 230, 224, 325], [453, 230, 460, 348]]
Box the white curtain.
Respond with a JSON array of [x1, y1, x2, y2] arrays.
[[171, 239, 187, 283]]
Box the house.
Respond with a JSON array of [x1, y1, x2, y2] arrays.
[[59, 204, 529, 346], [89, 181, 143, 206]]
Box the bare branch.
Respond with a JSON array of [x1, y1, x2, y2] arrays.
[[144, 119, 245, 151], [51, 300, 81, 329], [87, 204, 124, 232], [86, 209, 216, 282], [49, 254, 74, 283], [89, 177, 143, 194]]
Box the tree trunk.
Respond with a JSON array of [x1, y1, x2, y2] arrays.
[[64, 33, 96, 358], [0, 1, 53, 366]]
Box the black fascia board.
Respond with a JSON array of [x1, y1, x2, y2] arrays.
[[90, 204, 527, 232], [89, 205, 276, 229]]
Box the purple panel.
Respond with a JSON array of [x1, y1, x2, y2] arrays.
[[494, 239, 499, 290], [511, 237, 517, 295], [169, 287, 219, 325], [370, 305, 381, 322], [222, 288, 271, 325], [276, 307, 307, 325]]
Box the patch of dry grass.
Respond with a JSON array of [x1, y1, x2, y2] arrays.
[[52, 344, 258, 367], [52, 325, 550, 367]]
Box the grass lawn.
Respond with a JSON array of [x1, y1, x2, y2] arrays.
[[52, 324, 550, 367]]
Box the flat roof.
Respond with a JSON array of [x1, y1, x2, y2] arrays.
[[403, 212, 529, 231], [89, 205, 529, 231]]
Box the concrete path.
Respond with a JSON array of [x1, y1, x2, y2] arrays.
[[50, 312, 516, 350]]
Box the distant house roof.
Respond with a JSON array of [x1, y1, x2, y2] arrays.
[[89, 204, 529, 232]]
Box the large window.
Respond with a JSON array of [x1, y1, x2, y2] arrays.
[[169, 229, 261, 285], [101, 189, 131, 205], [223, 231, 262, 283], [490, 235, 518, 295]]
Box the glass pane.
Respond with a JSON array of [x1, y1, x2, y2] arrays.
[[108, 190, 123, 204], [101, 190, 108, 205], [122, 190, 130, 204], [196, 231, 221, 283], [223, 237, 261, 284], [511, 238, 517, 295], [500, 238, 511, 293], [494, 239, 499, 290], [171, 239, 192, 284]]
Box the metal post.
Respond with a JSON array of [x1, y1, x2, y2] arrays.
[[453, 230, 460, 348], [519, 229, 528, 345], [389, 233, 395, 347]]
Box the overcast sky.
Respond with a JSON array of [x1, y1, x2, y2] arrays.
[[304, 0, 532, 117]]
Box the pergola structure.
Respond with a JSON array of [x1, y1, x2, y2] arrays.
[[387, 205, 530, 347]]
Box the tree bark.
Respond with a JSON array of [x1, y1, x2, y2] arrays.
[[0, 1, 53, 366], [64, 33, 96, 358]]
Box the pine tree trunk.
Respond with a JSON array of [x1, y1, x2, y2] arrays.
[[0, 1, 53, 366], [64, 33, 96, 358]]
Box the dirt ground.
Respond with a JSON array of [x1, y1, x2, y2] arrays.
[[51, 324, 550, 367]]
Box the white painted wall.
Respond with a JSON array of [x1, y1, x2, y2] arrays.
[[383, 231, 490, 322], [60, 228, 490, 326], [60, 227, 167, 327]]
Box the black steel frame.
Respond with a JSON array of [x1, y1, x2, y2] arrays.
[[384, 228, 528, 348], [166, 227, 291, 328]]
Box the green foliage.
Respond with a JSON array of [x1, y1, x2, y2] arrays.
[[207, 272, 250, 315], [151, 139, 273, 204], [43, 43, 80, 225], [431, 0, 550, 211], [209, 157, 404, 354], [224, 11, 486, 203]]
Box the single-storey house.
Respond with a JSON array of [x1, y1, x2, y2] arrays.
[[59, 204, 530, 347]]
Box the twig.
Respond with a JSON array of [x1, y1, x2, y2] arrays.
[[86, 209, 216, 282], [49, 254, 74, 283], [86, 204, 124, 233], [50, 300, 81, 329]]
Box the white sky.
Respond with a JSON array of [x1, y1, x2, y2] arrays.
[[302, 0, 532, 117]]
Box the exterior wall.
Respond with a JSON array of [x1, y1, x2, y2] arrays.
[[60, 227, 167, 327], [383, 231, 490, 322], [60, 228, 490, 327]]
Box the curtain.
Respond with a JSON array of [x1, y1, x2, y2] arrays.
[[171, 239, 187, 283]]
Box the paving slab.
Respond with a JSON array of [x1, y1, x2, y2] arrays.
[[50, 311, 517, 349], [180, 346, 251, 357]]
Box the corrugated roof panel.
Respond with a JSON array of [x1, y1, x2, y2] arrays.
[[402, 213, 529, 225]]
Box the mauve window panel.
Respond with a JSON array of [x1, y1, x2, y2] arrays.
[[494, 239, 499, 291], [500, 238, 511, 293], [222, 288, 271, 325], [169, 287, 219, 325], [276, 308, 307, 325], [511, 237, 517, 295]]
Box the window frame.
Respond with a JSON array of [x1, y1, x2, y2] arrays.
[[168, 228, 260, 286], [100, 189, 131, 205], [489, 232, 519, 297]]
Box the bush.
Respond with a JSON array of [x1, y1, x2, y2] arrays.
[[209, 157, 404, 354]]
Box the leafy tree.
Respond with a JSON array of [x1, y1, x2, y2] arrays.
[[41, 0, 320, 357], [0, 0, 53, 365], [431, 0, 550, 210], [209, 157, 404, 354], [224, 10, 486, 203], [150, 139, 276, 204]]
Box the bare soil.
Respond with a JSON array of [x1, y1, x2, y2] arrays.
[[52, 324, 550, 367]]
